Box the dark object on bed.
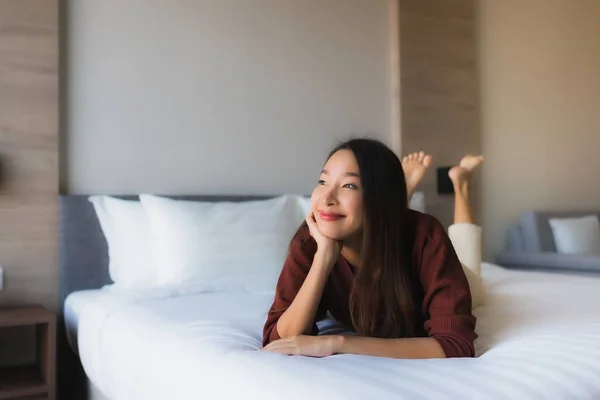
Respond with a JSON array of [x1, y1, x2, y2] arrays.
[[58, 194, 276, 400]]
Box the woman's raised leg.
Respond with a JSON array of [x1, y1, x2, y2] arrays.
[[448, 155, 485, 308]]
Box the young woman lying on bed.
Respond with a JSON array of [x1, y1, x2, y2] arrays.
[[263, 138, 484, 359]]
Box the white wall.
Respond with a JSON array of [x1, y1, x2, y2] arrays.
[[479, 0, 600, 259], [65, 0, 393, 195]]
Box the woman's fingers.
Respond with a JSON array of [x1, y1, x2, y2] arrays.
[[305, 212, 318, 237], [265, 336, 293, 347], [264, 338, 297, 354], [265, 345, 295, 355], [305, 211, 316, 226], [264, 338, 284, 350]]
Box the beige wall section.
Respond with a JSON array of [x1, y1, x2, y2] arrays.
[[479, 0, 600, 260], [0, 1, 59, 310], [65, 0, 393, 195], [399, 0, 480, 229]]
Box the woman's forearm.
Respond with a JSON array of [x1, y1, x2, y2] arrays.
[[275, 252, 334, 338], [334, 336, 446, 359]]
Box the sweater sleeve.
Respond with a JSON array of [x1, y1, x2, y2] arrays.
[[262, 225, 326, 347], [418, 217, 478, 358]]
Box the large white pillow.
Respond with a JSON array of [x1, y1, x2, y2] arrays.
[[296, 195, 311, 218], [548, 215, 600, 255], [88, 196, 158, 288], [139, 194, 302, 285]]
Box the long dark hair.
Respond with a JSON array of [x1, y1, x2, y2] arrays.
[[328, 138, 416, 338]]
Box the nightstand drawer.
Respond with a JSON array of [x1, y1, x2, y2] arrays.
[[0, 306, 55, 400]]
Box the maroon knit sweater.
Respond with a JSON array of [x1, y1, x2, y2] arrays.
[[262, 210, 478, 358]]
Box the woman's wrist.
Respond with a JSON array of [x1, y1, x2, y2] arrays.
[[314, 250, 337, 270], [330, 335, 346, 354]]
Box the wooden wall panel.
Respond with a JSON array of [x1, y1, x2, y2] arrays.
[[398, 0, 480, 228], [0, 0, 59, 312]]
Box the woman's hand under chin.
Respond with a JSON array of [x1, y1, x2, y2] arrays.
[[263, 334, 343, 357], [306, 212, 342, 266]]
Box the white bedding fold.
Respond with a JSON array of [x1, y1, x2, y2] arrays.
[[69, 263, 600, 400]]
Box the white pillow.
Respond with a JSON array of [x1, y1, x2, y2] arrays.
[[296, 195, 312, 218], [88, 196, 157, 288], [548, 215, 600, 255], [409, 191, 425, 212], [139, 194, 302, 285]]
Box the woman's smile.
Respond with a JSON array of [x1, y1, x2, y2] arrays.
[[317, 210, 345, 222]]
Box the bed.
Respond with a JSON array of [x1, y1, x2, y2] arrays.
[[59, 195, 600, 400]]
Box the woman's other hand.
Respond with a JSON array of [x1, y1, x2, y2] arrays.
[[263, 334, 342, 357], [305, 212, 342, 267]]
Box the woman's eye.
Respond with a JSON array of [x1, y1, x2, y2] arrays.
[[343, 183, 358, 189], [318, 179, 326, 185]]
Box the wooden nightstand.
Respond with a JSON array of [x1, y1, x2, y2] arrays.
[[0, 305, 56, 400]]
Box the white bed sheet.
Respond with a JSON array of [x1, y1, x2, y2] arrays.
[[65, 289, 112, 353], [68, 264, 600, 400]]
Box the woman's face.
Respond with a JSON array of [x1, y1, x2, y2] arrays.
[[311, 149, 364, 241]]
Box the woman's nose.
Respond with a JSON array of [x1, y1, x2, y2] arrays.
[[323, 187, 338, 206]]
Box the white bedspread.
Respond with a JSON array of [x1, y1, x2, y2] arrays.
[[69, 264, 600, 400]]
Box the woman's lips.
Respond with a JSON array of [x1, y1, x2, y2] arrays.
[[318, 210, 345, 221]]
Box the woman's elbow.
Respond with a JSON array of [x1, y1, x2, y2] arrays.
[[433, 336, 475, 358]]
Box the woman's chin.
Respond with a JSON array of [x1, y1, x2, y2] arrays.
[[317, 225, 351, 241]]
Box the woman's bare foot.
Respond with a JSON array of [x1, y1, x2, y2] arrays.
[[402, 151, 432, 200], [448, 155, 484, 194], [459, 155, 484, 171]]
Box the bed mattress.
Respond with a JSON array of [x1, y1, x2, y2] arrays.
[[66, 263, 600, 400]]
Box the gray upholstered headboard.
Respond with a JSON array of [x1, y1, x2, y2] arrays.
[[58, 195, 275, 310]]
